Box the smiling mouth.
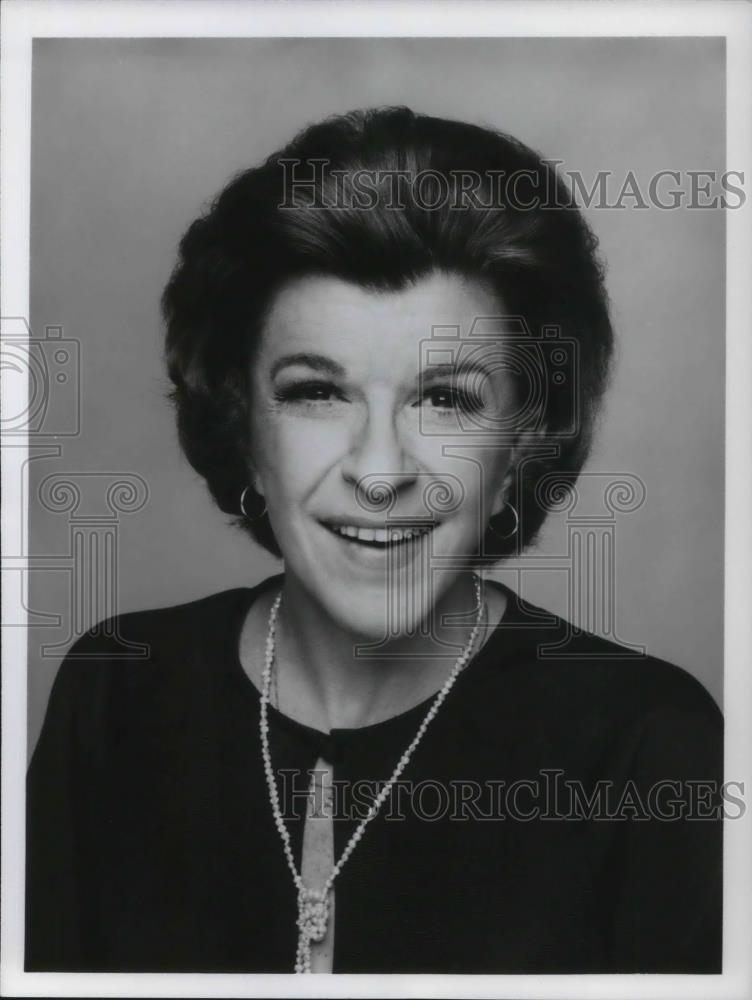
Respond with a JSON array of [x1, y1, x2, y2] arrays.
[[321, 522, 437, 549]]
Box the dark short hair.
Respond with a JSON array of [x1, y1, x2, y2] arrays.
[[163, 106, 613, 560]]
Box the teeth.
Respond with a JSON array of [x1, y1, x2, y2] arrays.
[[328, 523, 433, 544]]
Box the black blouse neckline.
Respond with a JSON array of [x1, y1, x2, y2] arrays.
[[226, 572, 524, 749], [25, 565, 724, 973]]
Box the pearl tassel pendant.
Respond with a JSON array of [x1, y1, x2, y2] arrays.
[[259, 574, 485, 973], [295, 887, 329, 973]]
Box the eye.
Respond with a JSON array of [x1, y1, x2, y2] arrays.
[[419, 385, 484, 413], [273, 380, 346, 404]]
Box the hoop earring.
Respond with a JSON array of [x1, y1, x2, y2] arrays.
[[239, 485, 267, 522], [488, 501, 519, 540]]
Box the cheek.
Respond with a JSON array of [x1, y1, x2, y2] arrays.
[[254, 416, 349, 500], [412, 436, 512, 509]]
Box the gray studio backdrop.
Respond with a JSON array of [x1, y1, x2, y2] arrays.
[[27, 37, 725, 759]]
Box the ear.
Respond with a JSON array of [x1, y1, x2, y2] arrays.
[[492, 426, 547, 515], [248, 459, 265, 498]]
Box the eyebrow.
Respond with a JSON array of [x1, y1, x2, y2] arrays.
[[270, 353, 346, 380], [268, 355, 494, 383], [420, 361, 493, 383]]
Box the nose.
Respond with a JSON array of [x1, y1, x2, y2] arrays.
[[340, 398, 419, 502]]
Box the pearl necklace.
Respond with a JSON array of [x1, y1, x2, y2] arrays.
[[259, 574, 484, 973]]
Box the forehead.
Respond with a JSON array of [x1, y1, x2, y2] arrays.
[[258, 271, 504, 374]]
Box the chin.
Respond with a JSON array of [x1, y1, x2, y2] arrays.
[[332, 592, 407, 642], [310, 583, 432, 645]]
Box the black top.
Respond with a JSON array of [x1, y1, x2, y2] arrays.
[[26, 574, 723, 973]]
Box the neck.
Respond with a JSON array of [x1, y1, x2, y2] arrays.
[[271, 572, 485, 733]]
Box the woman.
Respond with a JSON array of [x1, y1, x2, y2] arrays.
[[26, 107, 722, 974]]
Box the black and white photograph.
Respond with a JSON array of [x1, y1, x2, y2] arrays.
[[1, 1, 751, 997]]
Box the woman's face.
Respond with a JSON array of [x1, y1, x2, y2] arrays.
[[249, 270, 520, 638]]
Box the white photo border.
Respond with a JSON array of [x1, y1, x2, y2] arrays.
[[2, 2, 750, 998]]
